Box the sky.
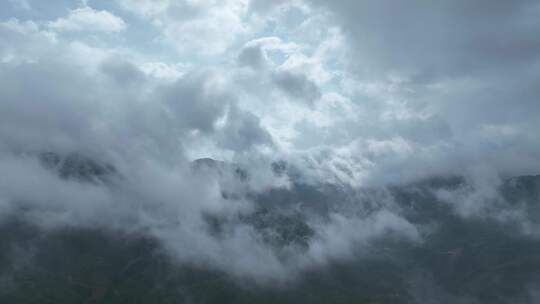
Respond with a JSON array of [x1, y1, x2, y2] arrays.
[[1, 0, 540, 285]]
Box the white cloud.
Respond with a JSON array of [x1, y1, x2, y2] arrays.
[[118, 0, 250, 55], [48, 6, 127, 33]]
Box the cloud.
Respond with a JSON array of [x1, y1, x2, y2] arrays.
[[216, 106, 273, 152], [307, 209, 421, 263], [271, 70, 321, 104], [247, 0, 289, 15], [235, 36, 323, 107], [308, 0, 540, 80], [118, 0, 250, 55], [238, 37, 299, 69], [100, 57, 146, 86], [0, 19, 57, 63], [0, 35, 421, 280], [48, 6, 127, 33], [285, 0, 540, 184], [159, 71, 231, 134], [0, 1, 540, 299], [238, 41, 267, 69]]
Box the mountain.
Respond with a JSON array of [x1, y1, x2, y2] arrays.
[[0, 155, 539, 303], [39, 152, 118, 184]]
